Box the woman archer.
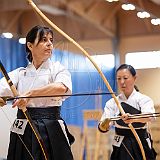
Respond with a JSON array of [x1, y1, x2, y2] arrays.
[[98, 64, 157, 160], [0, 25, 74, 160]]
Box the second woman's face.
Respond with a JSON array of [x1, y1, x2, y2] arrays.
[[30, 32, 54, 62], [116, 69, 136, 96]]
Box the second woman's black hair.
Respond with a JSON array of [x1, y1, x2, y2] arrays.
[[116, 64, 136, 76], [25, 25, 54, 62]]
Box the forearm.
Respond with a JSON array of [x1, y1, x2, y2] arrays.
[[12, 83, 68, 109], [27, 82, 67, 97]]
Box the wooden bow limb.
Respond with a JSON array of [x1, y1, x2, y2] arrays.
[[27, 1, 146, 159], [0, 60, 48, 160]]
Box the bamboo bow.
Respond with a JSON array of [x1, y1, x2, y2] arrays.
[[0, 60, 48, 160], [27, 0, 146, 159]]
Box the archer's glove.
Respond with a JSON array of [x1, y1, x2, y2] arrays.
[[0, 97, 6, 107], [98, 118, 111, 133]]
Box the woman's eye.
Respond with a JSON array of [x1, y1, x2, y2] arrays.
[[43, 38, 47, 42], [117, 77, 128, 81], [50, 38, 53, 43]]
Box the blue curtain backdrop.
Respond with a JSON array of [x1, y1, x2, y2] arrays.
[[0, 37, 28, 77], [0, 37, 116, 128], [52, 50, 116, 127]]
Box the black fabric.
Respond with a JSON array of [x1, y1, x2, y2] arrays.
[[110, 128, 157, 160], [7, 107, 74, 160], [17, 107, 61, 120], [116, 102, 145, 128], [115, 128, 147, 137]]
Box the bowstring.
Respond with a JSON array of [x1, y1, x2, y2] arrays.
[[122, 142, 134, 160]]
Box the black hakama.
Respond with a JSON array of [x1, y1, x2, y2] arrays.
[[110, 128, 157, 160], [7, 107, 74, 160]]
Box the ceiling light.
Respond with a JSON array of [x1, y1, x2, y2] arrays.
[[151, 18, 160, 25], [121, 3, 135, 11], [2, 32, 13, 39], [19, 38, 26, 44], [106, 0, 119, 2], [137, 11, 150, 18]]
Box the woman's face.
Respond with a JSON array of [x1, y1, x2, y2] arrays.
[[116, 68, 136, 97], [28, 32, 53, 63]]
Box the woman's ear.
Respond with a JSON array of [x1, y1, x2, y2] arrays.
[[134, 75, 137, 83], [134, 75, 137, 80], [27, 42, 33, 51]]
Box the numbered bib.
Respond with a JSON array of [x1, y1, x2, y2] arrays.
[[10, 119, 28, 135], [112, 134, 124, 147]]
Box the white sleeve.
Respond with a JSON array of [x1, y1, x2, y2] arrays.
[[100, 98, 116, 122], [52, 62, 72, 96], [139, 95, 155, 114], [0, 68, 23, 96]]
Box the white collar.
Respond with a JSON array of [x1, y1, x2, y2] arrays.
[[27, 59, 52, 72], [119, 89, 137, 100]]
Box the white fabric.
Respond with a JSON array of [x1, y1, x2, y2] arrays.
[[0, 59, 72, 107], [58, 120, 70, 146], [100, 89, 155, 129]]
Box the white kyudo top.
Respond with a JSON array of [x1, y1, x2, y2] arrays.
[[100, 89, 155, 129], [0, 59, 72, 107]]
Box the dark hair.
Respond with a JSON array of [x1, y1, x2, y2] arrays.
[[26, 25, 54, 62], [134, 85, 139, 92], [116, 64, 136, 76]]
